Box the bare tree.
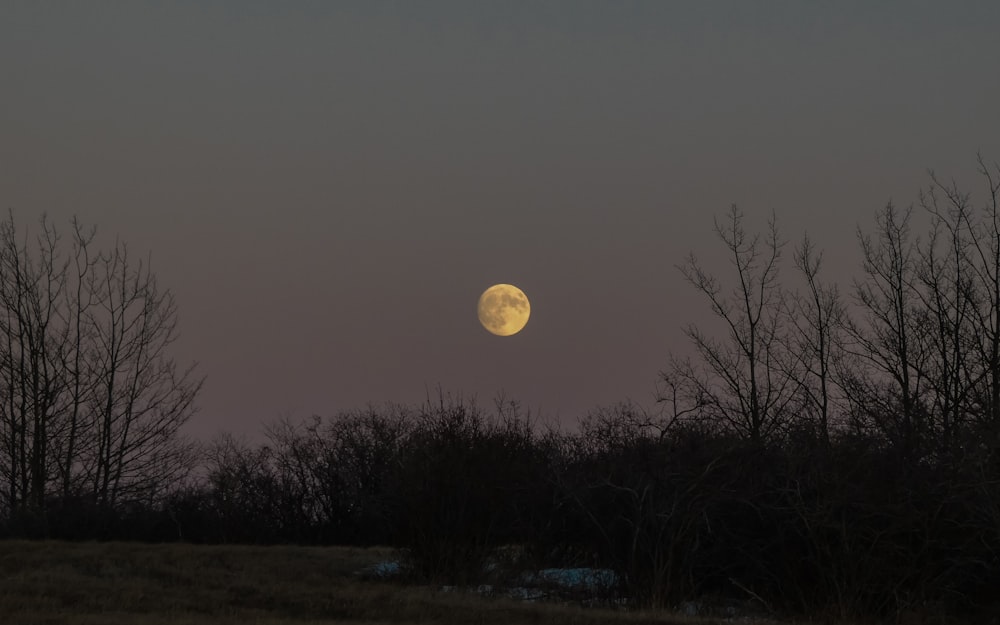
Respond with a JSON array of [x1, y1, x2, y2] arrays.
[[844, 161, 1000, 462], [0, 213, 68, 516], [843, 203, 932, 458], [0, 212, 202, 526], [912, 179, 980, 455], [662, 205, 798, 442], [51, 218, 100, 499], [937, 155, 1000, 439], [81, 239, 202, 507], [785, 233, 846, 445]]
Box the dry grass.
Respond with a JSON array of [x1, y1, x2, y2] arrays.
[[0, 540, 783, 625]]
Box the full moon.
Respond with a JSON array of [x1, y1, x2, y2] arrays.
[[477, 284, 530, 336]]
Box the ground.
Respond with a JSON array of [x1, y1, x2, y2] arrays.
[[0, 540, 797, 625]]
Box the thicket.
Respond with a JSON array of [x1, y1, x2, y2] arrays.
[[3, 159, 1000, 622], [19, 395, 992, 621]]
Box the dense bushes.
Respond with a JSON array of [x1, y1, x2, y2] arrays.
[[1, 393, 999, 621], [62, 395, 984, 622]]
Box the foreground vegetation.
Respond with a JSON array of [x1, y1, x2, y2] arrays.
[[0, 540, 770, 625], [4, 160, 1000, 624], [4, 400, 1000, 624]]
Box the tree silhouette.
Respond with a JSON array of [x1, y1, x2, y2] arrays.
[[662, 205, 798, 442], [784, 233, 846, 445], [0, 212, 202, 534]]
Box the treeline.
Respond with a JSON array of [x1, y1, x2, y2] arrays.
[[18, 395, 995, 622], [3, 159, 1000, 622], [663, 157, 1000, 463]]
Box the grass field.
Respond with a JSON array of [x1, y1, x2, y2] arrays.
[[0, 540, 777, 625]]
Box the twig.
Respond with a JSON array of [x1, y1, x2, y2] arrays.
[[729, 577, 773, 614]]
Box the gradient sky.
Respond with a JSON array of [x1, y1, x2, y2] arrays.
[[3, 2, 999, 441]]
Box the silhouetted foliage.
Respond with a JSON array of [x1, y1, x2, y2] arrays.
[[6, 159, 1000, 624], [663, 207, 798, 443], [386, 394, 543, 584], [0, 212, 202, 538]]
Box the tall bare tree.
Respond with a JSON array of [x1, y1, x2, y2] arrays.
[[82, 240, 201, 507], [51, 218, 100, 499], [0, 213, 67, 515], [912, 179, 980, 455], [0, 213, 202, 523], [844, 203, 933, 459], [785, 233, 846, 445], [937, 155, 1000, 441], [844, 161, 1000, 461], [662, 206, 798, 442]]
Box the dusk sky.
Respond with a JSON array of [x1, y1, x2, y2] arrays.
[[3, 2, 999, 441]]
